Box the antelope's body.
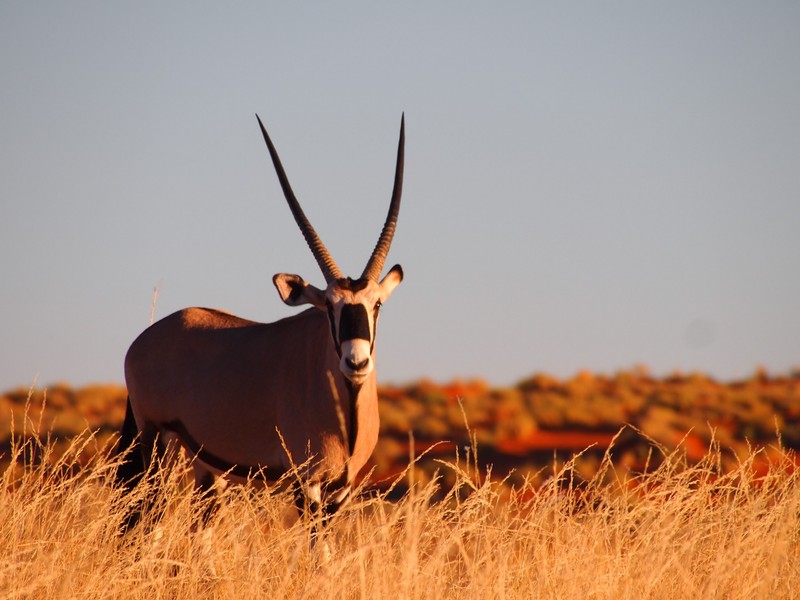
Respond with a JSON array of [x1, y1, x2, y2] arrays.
[[126, 307, 379, 489], [118, 115, 405, 527]]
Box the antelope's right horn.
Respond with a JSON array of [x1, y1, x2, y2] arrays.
[[257, 115, 343, 283]]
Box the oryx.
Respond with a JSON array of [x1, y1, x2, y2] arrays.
[[116, 114, 405, 529]]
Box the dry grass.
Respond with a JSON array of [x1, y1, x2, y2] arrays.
[[0, 423, 798, 600]]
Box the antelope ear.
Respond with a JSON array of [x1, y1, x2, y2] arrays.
[[378, 264, 403, 301], [273, 273, 326, 308]]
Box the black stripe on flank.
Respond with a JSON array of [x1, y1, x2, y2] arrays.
[[164, 420, 287, 481]]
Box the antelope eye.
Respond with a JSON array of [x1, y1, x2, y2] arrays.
[[375, 301, 382, 311]]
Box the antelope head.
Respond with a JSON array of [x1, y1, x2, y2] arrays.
[[257, 115, 404, 385]]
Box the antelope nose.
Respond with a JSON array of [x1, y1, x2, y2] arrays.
[[345, 357, 369, 371]]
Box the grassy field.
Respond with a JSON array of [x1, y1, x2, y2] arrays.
[[1, 420, 798, 599]]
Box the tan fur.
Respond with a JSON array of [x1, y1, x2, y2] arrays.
[[125, 306, 380, 494]]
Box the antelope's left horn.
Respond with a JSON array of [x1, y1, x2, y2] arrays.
[[362, 114, 404, 282]]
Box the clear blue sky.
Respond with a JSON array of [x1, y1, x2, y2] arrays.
[[2, 3, 799, 390]]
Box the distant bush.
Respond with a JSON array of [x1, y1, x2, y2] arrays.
[[2, 367, 798, 492]]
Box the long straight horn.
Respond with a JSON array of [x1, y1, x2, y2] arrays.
[[362, 114, 404, 281], [256, 115, 343, 283]]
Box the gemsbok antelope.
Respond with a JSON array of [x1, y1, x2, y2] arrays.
[[117, 114, 405, 531]]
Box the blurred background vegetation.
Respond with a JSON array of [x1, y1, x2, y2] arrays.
[[2, 367, 798, 494]]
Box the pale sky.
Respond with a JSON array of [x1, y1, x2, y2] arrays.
[[1, 3, 799, 390]]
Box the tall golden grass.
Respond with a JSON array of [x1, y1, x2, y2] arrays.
[[1, 421, 798, 600]]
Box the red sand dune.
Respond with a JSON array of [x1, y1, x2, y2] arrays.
[[496, 431, 618, 455]]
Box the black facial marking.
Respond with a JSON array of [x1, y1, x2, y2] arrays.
[[339, 303, 371, 343], [336, 277, 370, 292], [325, 301, 342, 357], [370, 302, 380, 354]]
